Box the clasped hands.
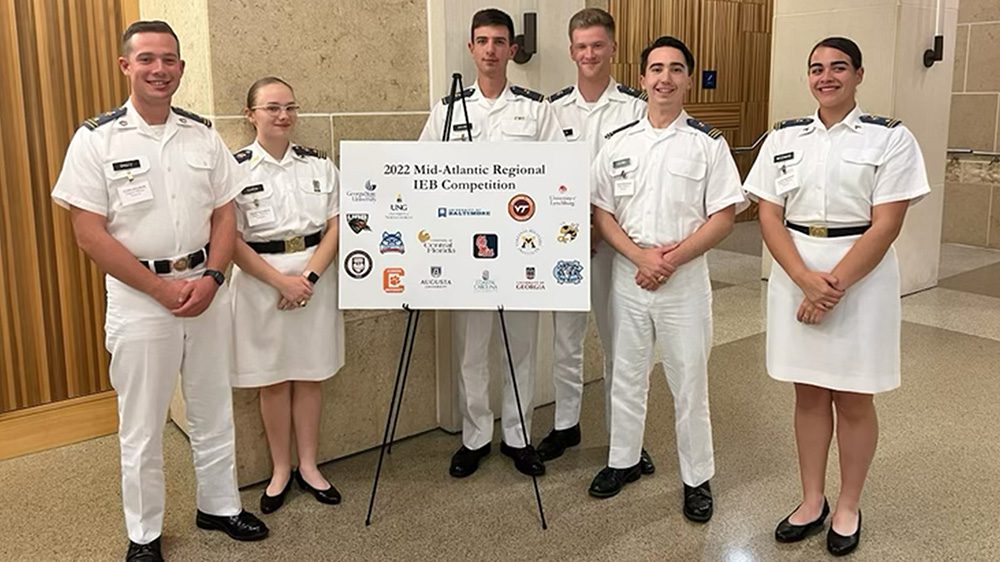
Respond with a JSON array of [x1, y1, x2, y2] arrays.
[[633, 243, 681, 291], [276, 272, 315, 311], [795, 270, 845, 325]]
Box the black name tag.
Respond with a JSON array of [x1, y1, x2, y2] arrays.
[[453, 123, 472, 132], [773, 152, 794, 163], [562, 128, 574, 137], [112, 159, 141, 171], [241, 184, 264, 195], [612, 158, 631, 169]]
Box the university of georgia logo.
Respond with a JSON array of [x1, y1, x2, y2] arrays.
[[516, 229, 541, 254], [557, 222, 579, 243], [507, 193, 535, 221], [472, 233, 498, 259], [346, 213, 370, 233], [516, 266, 545, 290], [379, 231, 405, 254], [344, 250, 373, 279], [553, 260, 584, 285]]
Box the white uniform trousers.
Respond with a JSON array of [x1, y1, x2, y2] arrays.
[[105, 273, 241, 544], [549, 242, 615, 431], [453, 309, 539, 449], [607, 253, 715, 487]]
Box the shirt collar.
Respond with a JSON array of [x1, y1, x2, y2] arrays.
[[634, 109, 688, 138], [572, 78, 621, 109], [249, 139, 294, 169], [809, 104, 865, 134]]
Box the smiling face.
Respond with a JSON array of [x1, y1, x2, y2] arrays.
[[118, 31, 184, 108], [245, 82, 298, 144], [468, 24, 517, 80], [569, 25, 616, 82], [808, 46, 863, 112], [640, 46, 691, 111]]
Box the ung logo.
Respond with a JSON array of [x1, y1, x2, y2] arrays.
[[553, 260, 584, 285], [507, 194, 535, 221], [383, 267, 405, 293], [557, 222, 579, 243], [390, 193, 407, 211], [379, 231, 405, 254], [472, 233, 498, 259], [344, 250, 373, 279]]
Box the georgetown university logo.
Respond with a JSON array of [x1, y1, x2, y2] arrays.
[[553, 260, 584, 285]]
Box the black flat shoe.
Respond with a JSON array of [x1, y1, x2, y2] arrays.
[[195, 509, 269, 541], [295, 470, 341, 505], [827, 509, 862, 556], [259, 472, 295, 514], [775, 498, 829, 543], [639, 448, 656, 475], [449, 443, 491, 478], [537, 424, 582, 461], [500, 441, 545, 476], [588, 464, 641, 498], [126, 537, 162, 562], [683, 481, 713, 523]]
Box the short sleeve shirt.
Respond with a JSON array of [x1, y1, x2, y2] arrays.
[[419, 82, 565, 142], [547, 78, 647, 159], [233, 141, 340, 242], [591, 111, 747, 247], [743, 105, 931, 225], [51, 99, 244, 259]]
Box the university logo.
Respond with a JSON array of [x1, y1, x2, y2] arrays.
[[431, 266, 442, 278], [474, 269, 498, 293], [344, 250, 373, 279], [419, 229, 456, 254], [472, 233, 498, 259], [550, 184, 577, 207], [379, 231, 405, 254], [557, 222, 579, 243], [365, 179, 377, 191], [383, 267, 405, 293], [516, 229, 541, 254], [507, 193, 535, 221], [348, 179, 377, 203], [386, 193, 411, 220], [421, 266, 451, 289], [438, 207, 490, 218], [553, 260, 584, 285], [346, 213, 370, 233], [516, 265, 545, 290], [526, 266, 535, 280]]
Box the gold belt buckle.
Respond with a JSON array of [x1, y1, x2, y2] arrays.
[[172, 256, 189, 271], [284, 236, 306, 253], [808, 225, 828, 238]]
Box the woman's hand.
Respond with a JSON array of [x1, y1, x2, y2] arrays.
[[794, 270, 844, 309], [273, 274, 313, 310], [796, 297, 828, 325]]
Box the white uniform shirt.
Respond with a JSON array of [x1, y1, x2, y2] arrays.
[[419, 82, 565, 142], [547, 78, 647, 159], [744, 106, 931, 225], [233, 141, 340, 242], [591, 111, 747, 247], [51, 99, 243, 260]]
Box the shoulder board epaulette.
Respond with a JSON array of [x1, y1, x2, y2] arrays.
[[510, 85, 544, 102], [171, 106, 212, 128], [604, 119, 641, 140], [292, 145, 327, 159], [441, 87, 474, 105], [81, 107, 127, 131], [547, 85, 574, 103], [859, 114, 902, 128], [687, 118, 723, 139], [773, 117, 813, 130], [617, 83, 646, 101], [233, 149, 252, 163]]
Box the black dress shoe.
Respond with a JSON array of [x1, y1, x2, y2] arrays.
[[126, 537, 162, 562], [195, 509, 269, 541], [588, 464, 641, 498], [294, 470, 341, 505], [683, 481, 713, 522], [537, 424, 582, 461], [827, 509, 862, 556], [500, 442, 546, 476], [449, 443, 491, 478], [639, 448, 656, 475], [775, 498, 829, 543], [259, 472, 295, 514]]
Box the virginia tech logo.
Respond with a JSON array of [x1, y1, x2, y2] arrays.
[[507, 193, 535, 221], [383, 267, 405, 293], [344, 250, 373, 279]]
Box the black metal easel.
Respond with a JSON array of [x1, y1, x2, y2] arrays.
[[365, 73, 547, 530]]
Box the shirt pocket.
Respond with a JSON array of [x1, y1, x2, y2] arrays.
[[839, 148, 881, 204], [235, 182, 276, 231], [104, 156, 154, 213], [184, 152, 216, 205], [500, 118, 538, 139], [297, 177, 333, 195], [771, 150, 805, 196], [666, 157, 707, 204]]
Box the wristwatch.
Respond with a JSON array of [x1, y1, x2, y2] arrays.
[[203, 268, 225, 286], [305, 271, 320, 284]]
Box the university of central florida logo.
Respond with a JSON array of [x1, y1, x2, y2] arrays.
[[473, 233, 498, 259], [507, 193, 535, 221]]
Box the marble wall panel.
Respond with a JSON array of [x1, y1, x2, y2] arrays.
[[991, 186, 1000, 249], [942, 183, 991, 246], [958, 0, 1000, 24], [331, 113, 429, 165], [948, 94, 999, 151], [966, 23, 1000, 92], [139, 0, 213, 113], [953, 25, 968, 92], [207, 0, 429, 116]]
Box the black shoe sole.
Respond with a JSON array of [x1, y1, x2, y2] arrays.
[[195, 519, 269, 541], [775, 520, 826, 543], [683, 507, 713, 523], [588, 470, 641, 499]]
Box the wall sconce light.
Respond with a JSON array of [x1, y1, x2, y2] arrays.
[[513, 12, 537, 64]]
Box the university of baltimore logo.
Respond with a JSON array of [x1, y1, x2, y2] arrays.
[[383, 267, 405, 293], [344, 250, 373, 279], [472, 233, 498, 259], [553, 260, 584, 285], [379, 231, 405, 254], [507, 193, 535, 221]]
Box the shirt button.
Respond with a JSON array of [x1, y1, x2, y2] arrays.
[[166, 166, 172, 172]]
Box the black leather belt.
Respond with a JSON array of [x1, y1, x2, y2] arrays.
[[247, 231, 322, 254], [140, 245, 209, 274], [786, 221, 870, 238]]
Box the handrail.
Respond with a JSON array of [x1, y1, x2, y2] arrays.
[[947, 148, 1000, 161], [730, 130, 769, 154]]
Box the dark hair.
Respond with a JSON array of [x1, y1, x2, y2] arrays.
[[568, 8, 615, 40], [471, 8, 515, 42], [809, 36, 863, 69], [121, 20, 180, 57], [640, 36, 694, 75], [246, 76, 295, 109]]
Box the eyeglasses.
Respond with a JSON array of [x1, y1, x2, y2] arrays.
[[250, 104, 301, 116]]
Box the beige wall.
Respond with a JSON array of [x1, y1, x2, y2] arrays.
[[766, 0, 957, 294], [945, 0, 1000, 248]]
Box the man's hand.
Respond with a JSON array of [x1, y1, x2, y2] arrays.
[[150, 279, 196, 311], [172, 277, 219, 317]]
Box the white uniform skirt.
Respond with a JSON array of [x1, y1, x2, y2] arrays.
[[767, 230, 900, 394], [231, 247, 345, 388]]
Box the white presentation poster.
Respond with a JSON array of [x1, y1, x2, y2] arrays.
[[338, 141, 590, 311]]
